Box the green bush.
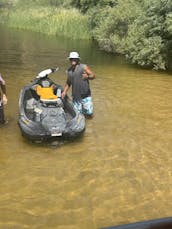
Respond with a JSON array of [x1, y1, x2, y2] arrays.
[[69, 0, 117, 13], [89, 0, 172, 70], [89, 0, 141, 53]]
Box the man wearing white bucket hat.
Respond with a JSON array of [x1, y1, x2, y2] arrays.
[[62, 51, 95, 116]]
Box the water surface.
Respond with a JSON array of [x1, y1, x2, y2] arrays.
[[0, 26, 172, 229]]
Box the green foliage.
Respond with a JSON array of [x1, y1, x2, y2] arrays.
[[89, 0, 172, 70], [89, 0, 141, 54], [69, 0, 118, 13], [125, 0, 172, 70], [0, 0, 10, 3], [0, 0, 6, 4], [4, 5, 91, 39], [0, 0, 17, 7], [166, 12, 172, 34]]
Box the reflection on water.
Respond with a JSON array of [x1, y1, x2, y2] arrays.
[[0, 26, 172, 229]]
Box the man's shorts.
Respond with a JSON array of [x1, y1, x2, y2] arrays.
[[0, 101, 5, 124], [73, 96, 93, 116]]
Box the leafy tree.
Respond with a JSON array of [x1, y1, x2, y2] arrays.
[[89, 0, 172, 70], [126, 0, 172, 69], [89, 0, 141, 53], [70, 0, 118, 13]]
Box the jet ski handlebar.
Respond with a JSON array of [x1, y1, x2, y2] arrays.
[[36, 67, 59, 79]]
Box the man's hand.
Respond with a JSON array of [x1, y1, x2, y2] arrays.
[[82, 71, 89, 80], [2, 94, 7, 105], [62, 84, 70, 99], [61, 91, 66, 99]]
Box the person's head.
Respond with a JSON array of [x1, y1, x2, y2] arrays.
[[68, 52, 80, 66]]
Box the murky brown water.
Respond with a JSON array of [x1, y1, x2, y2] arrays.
[[0, 26, 172, 229]]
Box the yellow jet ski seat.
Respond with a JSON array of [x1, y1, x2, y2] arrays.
[[36, 85, 58, 100], [36, 85, 57, 100]]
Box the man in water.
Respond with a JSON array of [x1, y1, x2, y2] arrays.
[[0, 73, 8, 124], [62, 51, 95, 116]]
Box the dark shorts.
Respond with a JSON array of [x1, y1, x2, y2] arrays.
[[0, 102, 5, 124]]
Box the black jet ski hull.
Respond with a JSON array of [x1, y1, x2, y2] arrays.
[[18, 81, 85, 142], [18, 113, 85, 141]]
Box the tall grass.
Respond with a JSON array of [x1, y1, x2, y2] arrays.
[[2, 6, 91, 39]]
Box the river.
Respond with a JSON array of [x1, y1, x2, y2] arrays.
[[0, 26, 172, 229]]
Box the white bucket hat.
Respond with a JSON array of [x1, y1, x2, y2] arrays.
[[68, 51, 80, 59]]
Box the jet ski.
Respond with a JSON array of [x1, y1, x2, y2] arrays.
[[18, 68, 85, 141]]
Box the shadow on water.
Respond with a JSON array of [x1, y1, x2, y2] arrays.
[[25, 133, 85, 148]]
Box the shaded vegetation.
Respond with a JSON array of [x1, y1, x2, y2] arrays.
[[0, 0, 172, 70], [88, 0, 172, 70]]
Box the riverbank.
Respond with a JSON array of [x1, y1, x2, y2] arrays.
[[0, 1, 171, 71], [0, 5, 91, 39]]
